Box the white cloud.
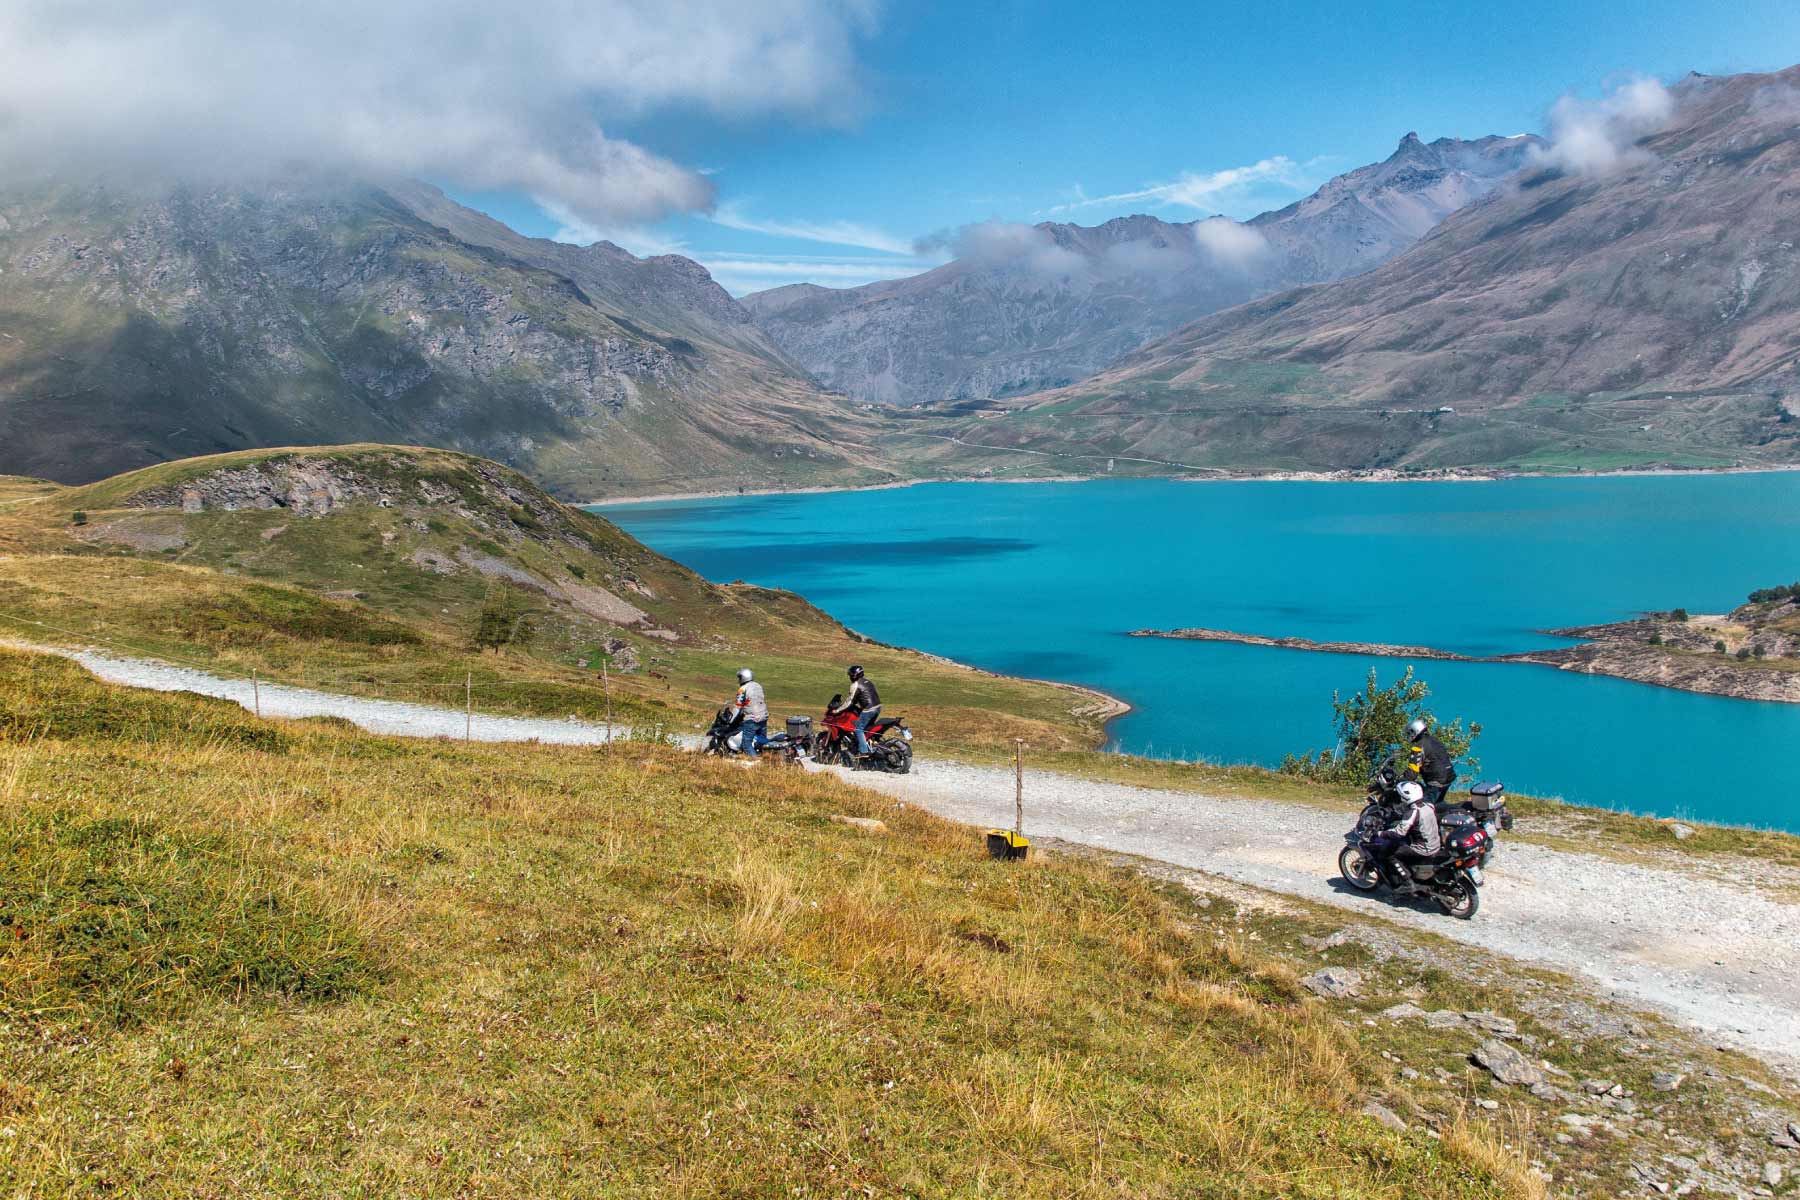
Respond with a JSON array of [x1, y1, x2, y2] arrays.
[[1535, 77, 1676, 177], [707, 204, 914, 255], [0, 0, 880, 227], [701, 254, 930, 295], [1047, 156, 1313, 215], [914, 221, 1086, 277], [537, 200, 691, 258], [1192, 217, 1270, 270]]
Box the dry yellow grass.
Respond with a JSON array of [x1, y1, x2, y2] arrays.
[[0, 647, 1532, 1197]]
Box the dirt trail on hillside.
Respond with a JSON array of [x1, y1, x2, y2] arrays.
[[23, 644, 1800, 1076], [832, 759, 1800, 1077]]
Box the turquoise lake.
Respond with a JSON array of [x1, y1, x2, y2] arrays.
[[601, 474, 1800, 832]]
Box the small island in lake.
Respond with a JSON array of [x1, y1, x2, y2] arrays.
[[1130, 583, 1800, 704]]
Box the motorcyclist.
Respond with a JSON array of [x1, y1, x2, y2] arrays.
[[1405, 717, 1456, 805], [1370, 780, 1441, 895], [843, 665, 881, 756], [733, 667, 768, 758]]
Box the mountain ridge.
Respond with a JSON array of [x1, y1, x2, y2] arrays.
[[741, 131, 1542, 406], [897, 66, 1800, 477], [0, 177, 889, 498]]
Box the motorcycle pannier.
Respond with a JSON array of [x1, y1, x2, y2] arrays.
[[1470, 781, 1505, 812], [786, 715, 813, 742]]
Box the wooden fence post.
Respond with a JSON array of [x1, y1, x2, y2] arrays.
[[465, 671, 472, 741], [602, 660, 613, 745], [1014, 739, 1025, 836], [252, 669, 261, 719]]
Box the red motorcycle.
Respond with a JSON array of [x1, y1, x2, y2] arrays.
[[813, 693, 913, 773]]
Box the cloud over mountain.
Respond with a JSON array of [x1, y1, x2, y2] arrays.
[[1535, 76, 1676, 176], [0, 0, 878, 226]]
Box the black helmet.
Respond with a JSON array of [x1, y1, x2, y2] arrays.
[[847, 664, 864, 681]]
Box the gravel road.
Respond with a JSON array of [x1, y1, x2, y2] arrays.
[[60, 650, 645, 745], [830, 757, 1800, 1074], [30, 646, 1800, 1073]]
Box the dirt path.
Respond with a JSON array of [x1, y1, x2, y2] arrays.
[[828, 757, 1800, 1077], [45, 648, 645, 745]]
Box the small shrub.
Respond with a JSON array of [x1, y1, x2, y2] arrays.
[[1715, 640, 1728, 653], [565, 561, 586, 579], [1752, 644, 1767, 659], [1669, 607, 1690, 622], [1280, 667, 1480, 785], [1647, 631, 1663, 645], [1736, 648, 1752, 661], [69, 510, 87, 527]]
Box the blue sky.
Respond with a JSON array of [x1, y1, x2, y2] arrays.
[[450, 0, 1800, 296]]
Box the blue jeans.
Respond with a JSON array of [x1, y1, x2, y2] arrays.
[[740, 718, 767, 757], [853, 706, 880, 755]]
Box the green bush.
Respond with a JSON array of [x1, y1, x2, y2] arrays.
[[1279, 667, 1480, 785]]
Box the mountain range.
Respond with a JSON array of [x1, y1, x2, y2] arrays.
[[0, 178, 890, 496], [900, 66, 1800, 476], [741, 132, 1542, 407], [4, 65, 1800, 495]]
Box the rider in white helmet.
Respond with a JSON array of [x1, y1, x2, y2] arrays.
[[1375, 779, 1441, 895], [734, 667, 769, 758]]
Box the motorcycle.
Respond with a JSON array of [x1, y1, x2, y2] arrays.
[[701, 706, 803, 764], [1361, 755, 1512, 868], [813, 693, 913, 773], [1340, 815, 1490, 919]]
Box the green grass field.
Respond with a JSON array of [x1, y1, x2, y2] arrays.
[[0, 648, 1540, 1198]]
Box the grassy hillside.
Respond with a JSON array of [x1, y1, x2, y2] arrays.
[[0, 445, 1114, 754], [0, 646, 1536, 1197], [0, 180, 894, 500]]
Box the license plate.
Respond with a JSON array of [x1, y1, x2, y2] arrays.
[[1466, 866, 1484, 887]]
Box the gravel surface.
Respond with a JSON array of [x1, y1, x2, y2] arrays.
[[61, 650, 651, 745], [31, 646, 1800, 1075], [827, 757, 1800, 1076]]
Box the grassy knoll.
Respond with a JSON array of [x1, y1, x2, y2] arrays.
[[0, 447, 1111, 756], [0, 648, 1537, 1197]]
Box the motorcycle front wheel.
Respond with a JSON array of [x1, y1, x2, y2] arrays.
[[1338, 845, 1381, 891], [1436, 872, 1480, 920]]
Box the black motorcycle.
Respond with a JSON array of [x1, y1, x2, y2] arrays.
[[1361, 756, 1512, 868], [701, 706, 803, 763], [1339, 817, 1489, 919]]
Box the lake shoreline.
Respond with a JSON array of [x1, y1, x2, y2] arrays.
[[1130, 623, 1800, 705], [584, 462, 1800, 507]]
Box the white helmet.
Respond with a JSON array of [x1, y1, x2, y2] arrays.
[[1405, 718, 1428, 741], [736, 668, 754, 684], [1397, 781, 1425, 804]]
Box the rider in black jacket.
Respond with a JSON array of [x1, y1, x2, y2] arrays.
[[1405, 717, 1456, 805], [846, 665, 881, 755]]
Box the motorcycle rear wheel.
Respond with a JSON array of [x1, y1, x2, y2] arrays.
[[1436, 873, 1480, 920], [1338, 845, 1381, 891]]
